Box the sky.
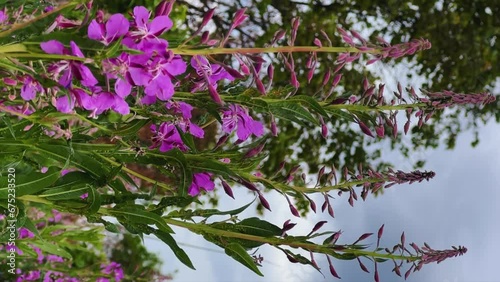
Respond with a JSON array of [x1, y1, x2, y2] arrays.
[[143, 114, 500, 282]]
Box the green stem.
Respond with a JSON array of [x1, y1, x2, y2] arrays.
[[0, 53, 87, 62], [162, 217, 417, 261], [171, 46, 379, 56]]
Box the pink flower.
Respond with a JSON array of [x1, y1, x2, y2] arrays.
[[88, 13, 129, 46], [222, 104, 264, 141], [40, 40, 98, 88], [188, 172, 215, 196]]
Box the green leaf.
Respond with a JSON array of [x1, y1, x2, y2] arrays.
[[153, 229, 195, 270], [1, 116, 16, 139], [30, 240, 72, 259], [34, 144, 109, 179], [109, 205, 174, 234], [288, 95, 329, 117], [280, 248, 322, 273], [225, 243, 263, 276], [236, 217, 282, 237], [149, 196, 195, 215], [39, 171, 93, 200], [185, 155, 237, 178], [0, 167, 60, 199], [188, 199, 255, 218], [86, 185, 101, 215], [269, 102, 319, 126], [112, 119, 149, 136]]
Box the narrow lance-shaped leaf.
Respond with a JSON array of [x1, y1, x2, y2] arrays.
[[153, 229, 196, 270], [225, 243, 264, 276]]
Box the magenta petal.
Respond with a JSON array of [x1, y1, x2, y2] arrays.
[[112, 96, 130, 115], [191, 55, 209, 70], [56, 95, 75, 113], [251, 120, 265, 136], [188, 183, 200, 196], [129, 67, 150, 86], [106, 14, 129, 42], [59, 68, 72, 87], [88, 20, 105, 41], [178, 102, 193, 119], [189, 123, 205, 138], [69, 41, 84, 58], [133, 6, 150, 28], [40, 40, 65, 55], [141, 94, 157, 105], [236, 121, 251, 141], [149, 15, 172, 34], [73, 89, 93, 110], [115, 78, 131, 98], [20, 84, 36, 101], [77, 65, 98, 87], [166, 56, 187, 76]]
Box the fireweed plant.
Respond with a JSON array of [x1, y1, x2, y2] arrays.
[[0, 0, 492, 281]]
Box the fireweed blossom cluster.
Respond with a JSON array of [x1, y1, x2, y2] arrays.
[[0, 1, 489, 281]]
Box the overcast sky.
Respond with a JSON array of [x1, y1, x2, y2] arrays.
[[143, 112, 500, 282]]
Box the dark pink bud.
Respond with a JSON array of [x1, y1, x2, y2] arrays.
[[240, 63, 250, 75], [155, 0, 174, 17], [410, 242, 420, 253], [375, 124, 385, 138], [214, 135, 229, 150], [3, 78, 17, 86], [401, 232, 406, 246], [313, 38, 322, 47], [308, 221, 327, 236], [357, 257, 369, 273], [377, 224, 384, 248], [282, 219, 296, 232], [326, 256, 341, 279], [208, 83, 223, 105], [240, 179, 258, 192], [322, 69, 331, 86], [221, 179, 234, 199], [272, 29, 286, 43], [307, 67, 315, 83], [232, 8, 248, 27], [223, 66, 245, 79], [404, 265, 414, 280], [245, 143, 265, 158], [332, 74, 342, 88], [353, 233, 373, 244], [255, 77, 266, 95], [267, 64, 274, 81], [327, 203, 334, 218], [404, 120, 410, 135], [363, 77, 369, 91], [258, 193, 271, 211], [291, 72, 300, 88], [289, 204, 300, 217], [374, 263, 380, 282], [358, 120, 374, 138], [206, 39, 219, 46], [201, 31, 210, 44], [201, 8, 215, 27], [393, 265, 401, 277], [397, 82, 403, 96], [321, 122, 328, 138]]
